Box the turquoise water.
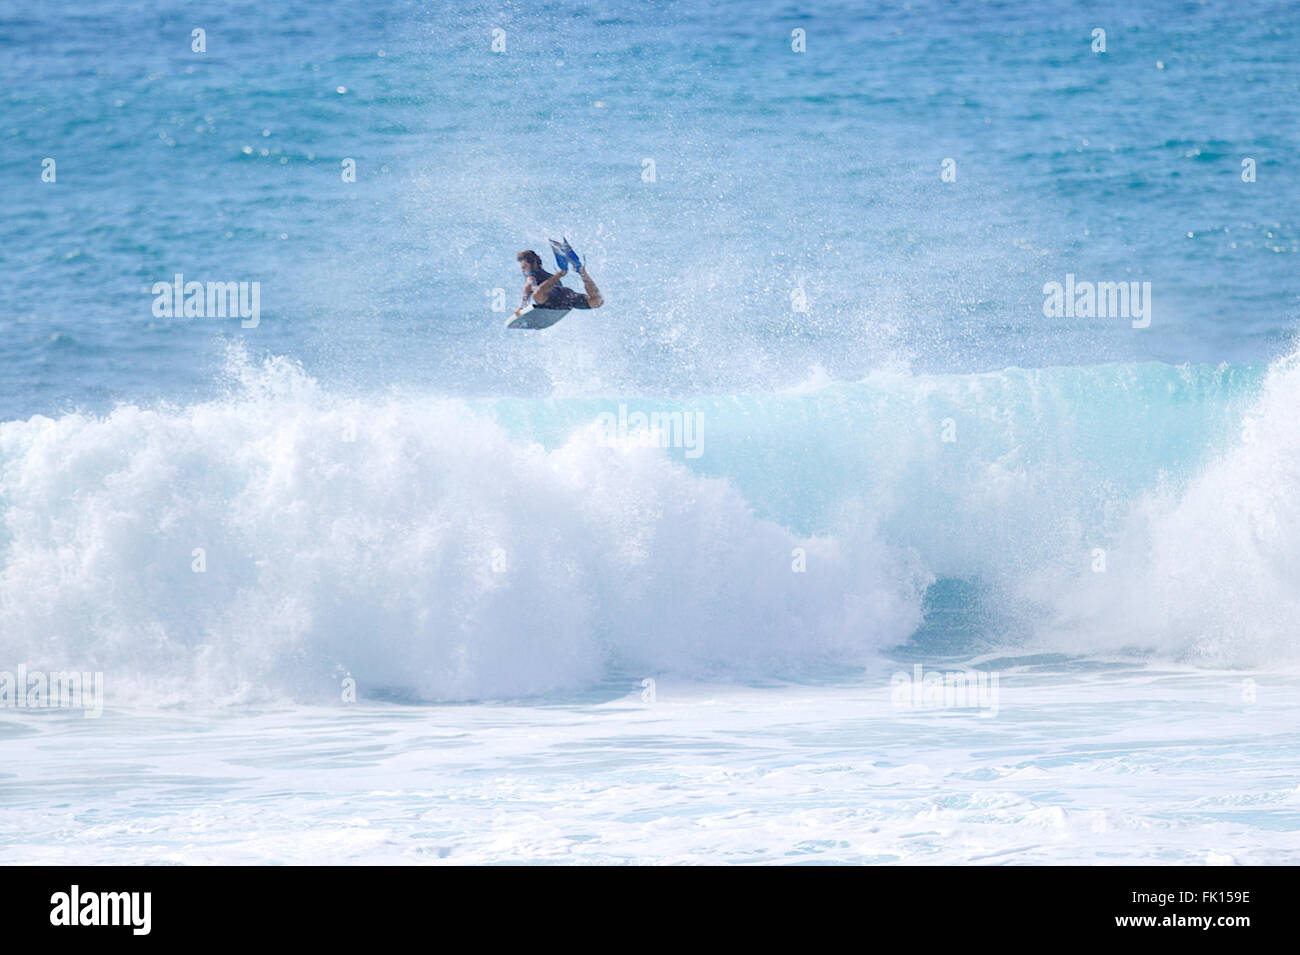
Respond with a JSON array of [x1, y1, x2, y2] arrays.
[[2, 0, 1299, 863]]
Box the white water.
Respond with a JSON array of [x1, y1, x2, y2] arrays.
[[4, 663, 1299, 864]]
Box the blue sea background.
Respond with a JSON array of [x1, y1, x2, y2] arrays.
[[3, 0, 1296, 418]]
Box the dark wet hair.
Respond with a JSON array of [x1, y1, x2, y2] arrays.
[[516, 250, 554, 286], [516, 250, 544, 272]]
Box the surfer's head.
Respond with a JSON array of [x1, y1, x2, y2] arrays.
[[517, 250, 545, 276]]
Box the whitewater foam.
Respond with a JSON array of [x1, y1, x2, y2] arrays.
[[0, 351, 928, 704]]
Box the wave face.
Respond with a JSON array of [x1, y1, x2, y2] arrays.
[[1042, 350, 1300, 665], [0, 348, 1293, 702]]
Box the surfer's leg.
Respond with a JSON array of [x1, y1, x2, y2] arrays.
[[577, 269, 603, 308]]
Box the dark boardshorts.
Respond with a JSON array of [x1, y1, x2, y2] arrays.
[[535, 285, 592, 310]]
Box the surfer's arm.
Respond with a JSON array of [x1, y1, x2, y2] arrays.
[[531, 272, 565, 305]]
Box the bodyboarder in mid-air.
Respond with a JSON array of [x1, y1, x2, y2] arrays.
[[516, 238, 602, 313]]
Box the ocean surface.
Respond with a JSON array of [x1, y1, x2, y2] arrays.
[[1, 0, 1298, 864]]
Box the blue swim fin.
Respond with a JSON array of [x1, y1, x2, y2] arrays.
[[547, 238, 569, 274], [560, 236, 583, 272]]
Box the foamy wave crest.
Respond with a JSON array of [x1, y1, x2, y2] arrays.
[[0, 351, 929, 703]]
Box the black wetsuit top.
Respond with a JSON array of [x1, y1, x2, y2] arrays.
[[528, 271, 591, 310]]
